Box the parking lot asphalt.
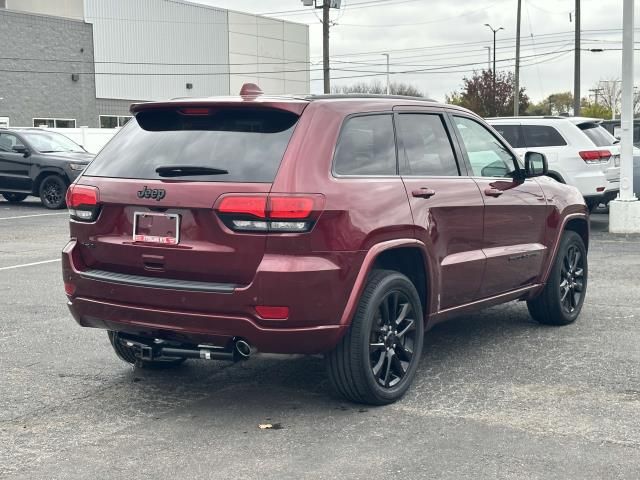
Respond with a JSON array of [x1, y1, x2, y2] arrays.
[[0, 198, 639, 479]]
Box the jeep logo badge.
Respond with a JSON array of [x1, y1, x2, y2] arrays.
[[137, 186, 166, 201]]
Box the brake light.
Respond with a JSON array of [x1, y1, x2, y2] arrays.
[[218, 196, 267, 218], [579, 150, 611, 163], [66, 184, 100, 221], [179, 108, 211, 116], [215, 194, 323, 233], [269, 197, 314, 219]]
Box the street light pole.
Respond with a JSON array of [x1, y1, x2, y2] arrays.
[[322, 0, 330, 94], [382, 53, 390, 95], [514, 0, 522, 116], [485, 24, 504, 116]]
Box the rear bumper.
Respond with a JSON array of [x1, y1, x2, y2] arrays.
[[571, 170, 607, 197], [62, 240, 361, 354], [67, 297, 346, 354]]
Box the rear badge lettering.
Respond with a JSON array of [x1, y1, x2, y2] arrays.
[[137, 186, 166, 201]]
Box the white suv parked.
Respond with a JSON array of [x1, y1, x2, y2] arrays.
[[487, 117, 620, 210]]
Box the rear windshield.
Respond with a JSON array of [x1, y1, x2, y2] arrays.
[[83, 108, 299, 182], [577, 123, 617, 147]]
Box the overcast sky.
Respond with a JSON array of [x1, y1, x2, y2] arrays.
[[196, 0, 638, 103]]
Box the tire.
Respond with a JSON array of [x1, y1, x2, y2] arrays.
[[527, 231, 587, 326], [107, 331, 187, 369], [326, 269, 424, 405], [585, 199, 600, 213], [2, 192, 28, 203], [38, 175, 67, 209]]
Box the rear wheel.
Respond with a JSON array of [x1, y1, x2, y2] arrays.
[[527, 231, 587, 326], [39, 175, 67, 209], [107, 331, 187, 369], [2, 192, 28, 203], [326, 270, 424, 405]]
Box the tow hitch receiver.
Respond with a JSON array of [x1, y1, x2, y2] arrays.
[[119, 334, 253, 362]]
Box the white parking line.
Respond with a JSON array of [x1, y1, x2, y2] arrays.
[[0, 212, 68, 221], [0, 259, 61, 271]]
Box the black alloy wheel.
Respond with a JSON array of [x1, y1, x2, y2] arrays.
[[369, 290, 418, 388], [527, 231, 588, 326], [559, 243, 585, 315], [39, 175, 67, 209], [326, 270, 424, 405]]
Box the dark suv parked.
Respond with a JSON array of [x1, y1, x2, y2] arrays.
[[0, 128, 94, 209], [63, 88, 589, 404]]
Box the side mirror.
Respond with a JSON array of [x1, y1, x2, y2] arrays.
[[524, 151, 548, 177], [12, 145, 30, 156]]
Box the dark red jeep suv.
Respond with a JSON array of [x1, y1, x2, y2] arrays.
[[62, 87, 589, 405]]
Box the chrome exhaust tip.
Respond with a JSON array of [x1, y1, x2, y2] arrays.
[[234, 339, 252, 359]]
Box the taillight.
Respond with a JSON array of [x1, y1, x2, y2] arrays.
[[215, 194, 323, 233], [579, 150, 611, 163], [66, 184, 100, 222]]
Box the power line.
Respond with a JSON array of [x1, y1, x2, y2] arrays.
[[310, 28, 636, 59]]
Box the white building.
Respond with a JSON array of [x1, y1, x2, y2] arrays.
[[1, 0, 310, 127]]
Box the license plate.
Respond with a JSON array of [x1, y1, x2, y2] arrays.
[[133, 212, 180, 245]]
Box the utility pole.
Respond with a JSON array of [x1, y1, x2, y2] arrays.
[[514, 0, 522, 116], [322, 0, 330, 93], [485, 24, 504, 116], [573, 0, 581, 115], [381, 53, 390, 95], [484, 46, 491, 71]]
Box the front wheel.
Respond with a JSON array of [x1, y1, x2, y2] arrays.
[[2, 192, 28, 203], [39, 175, 67, 209], [527, 231, 587, 326], [326, 270, 424, 405]]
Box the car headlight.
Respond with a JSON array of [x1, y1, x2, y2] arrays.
[[69, 163, 87, 171]]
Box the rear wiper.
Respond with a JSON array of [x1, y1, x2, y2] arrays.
[[155, 165, 229, 177], [613, 139, 621, 145]]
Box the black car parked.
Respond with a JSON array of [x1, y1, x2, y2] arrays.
[[0, 128, 94, 209]]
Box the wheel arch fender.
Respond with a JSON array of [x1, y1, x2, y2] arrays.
[[339, 239, 435, 328], [540, 213, 589, 285], [32, 168, 69, 195]]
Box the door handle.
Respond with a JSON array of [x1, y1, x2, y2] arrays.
[[484, 187, 504, 197], [412, 187, 436, 199]]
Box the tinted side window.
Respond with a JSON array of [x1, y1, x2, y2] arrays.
[[492, 124, 522, 148], [454, 116, 517, 178], [0, 133, 24, 152], [577, 123, 616, 147], [397, 114, 459, 176], [522, 125, 567, 147], [334, 115, 396, 176]]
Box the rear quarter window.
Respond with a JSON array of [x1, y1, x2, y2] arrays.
[[577, 123, 617, 147], [83, 108, 299, 183], [492, 124, 522, 148], [521, 125, 567, 148], [333, 114, 397, 176]]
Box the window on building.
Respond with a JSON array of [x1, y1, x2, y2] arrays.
[[33, 118, 77, 128], [100, 115, 132, 128], [521, 125, 567, 148], [333, 114, 397, 176]]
